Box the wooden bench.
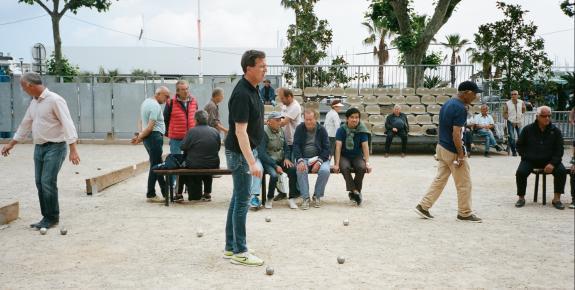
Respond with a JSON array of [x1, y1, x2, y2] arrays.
[[531, 167, 571, 206]]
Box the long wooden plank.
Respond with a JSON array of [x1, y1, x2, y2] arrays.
[[0, 201, 19, 225], [85, 156, 163, 195]]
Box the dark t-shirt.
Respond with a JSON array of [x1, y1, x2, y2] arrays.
[[335, 128, 369, 158], [438, 98, 467, 153], [225, 77, 264, 153]]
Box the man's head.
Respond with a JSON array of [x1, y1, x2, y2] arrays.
[[393, 104, 401, 116], [266, 111, 283, 131], [480, 104, 489, 116], [194, 110, 209, 126], [175, 80, 190, 99], [536, 105, 552, 127], [331, 100, 344, 112], [278, 87, 294, 105], [345, 107, 361, 128], [303, 109, 319, 131], [457, 81, 482, 105], [263, 79, 271, 87], [154, 86, 170, 104], [510, 90, 519, 101], [241, 50, 267, 84], [212, 88, 224, 104], [20, 72, 44, 97]]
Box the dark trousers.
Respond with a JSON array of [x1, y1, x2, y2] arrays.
[[263, 161, 298, 199], [143, 131, 167, 198], [340, 155, 367, 192], [185, 175, 213, 199], [384, 131, 407, 153], [34, 142, 67, 221], [570, 172, 575, 200], [329, 137, 336, 157], [464, 129, 473, 154], [515, 160, 566, 196]]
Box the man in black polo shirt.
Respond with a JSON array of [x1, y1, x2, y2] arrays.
[[223, 50, 266, 266]]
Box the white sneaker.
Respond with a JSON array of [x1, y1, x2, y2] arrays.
[[146, 196, 165, 203], [288, 198, 298, 209], [230, 252, 264, 266], [265, 200, 273, 209], [223, 248, 255, 259]]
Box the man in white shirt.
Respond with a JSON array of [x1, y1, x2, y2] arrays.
[[503, 90, 526, 156], [324, 100, 344, 158], [1, 72, 80, 229], [474, 104, 503, 157]]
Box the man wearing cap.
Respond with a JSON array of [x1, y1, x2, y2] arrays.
[[414, 81, 483, 223], [256, 111, 298, 209], [324, 100, 344, 158]]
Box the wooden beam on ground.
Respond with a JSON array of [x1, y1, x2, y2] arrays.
[[0, 201, 19, 225]]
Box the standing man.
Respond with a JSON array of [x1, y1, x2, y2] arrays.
[[204, 87, 228, 134], [1, 72, 80, 229], [503, 90, 526, 156], [414, 81, 483, 223], [131, 86, 170, 203], [223, 50, 266, 266], [259, 79, 276, 105], [164, 80, 198, 200]]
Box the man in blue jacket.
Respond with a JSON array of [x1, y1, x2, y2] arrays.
[[293, 109, 331, 210]]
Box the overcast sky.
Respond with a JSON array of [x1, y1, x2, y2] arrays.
[[1, 0, 573, 69]]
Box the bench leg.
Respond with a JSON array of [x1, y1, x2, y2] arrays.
[[165, 174, 171, 207], [542, 174, 547, 205], [262, 174, 267, 206], [534, 173, 539, 203]]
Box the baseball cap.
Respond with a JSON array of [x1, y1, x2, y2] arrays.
[[267, 111, 284, 120], [458, 81, 482, 93]]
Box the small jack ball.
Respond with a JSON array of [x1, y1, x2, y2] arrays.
[[343, 219, 349, 226], [40, 228, 47, 235], [197, 231, 204, 237], [337, 256, 345, 264], [265, 216, 271, 222], [266, 267, 274, 275], [60, 228, 68, 235]]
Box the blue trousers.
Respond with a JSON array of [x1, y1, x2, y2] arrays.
[[34, 142, 67, 220]]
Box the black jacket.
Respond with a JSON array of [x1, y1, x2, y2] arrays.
[[293, 123, 330, 164], [517, 120, 563, 166], [385, 112, 409, 133]]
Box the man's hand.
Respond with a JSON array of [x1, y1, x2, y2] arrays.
[[69, 149, 80, 165], [275, 165, 284, 174], [130, 136, 141, 144], [570, 164, 575, 174], [297, 161, 307, 172], [311, 162, 321, 173], [365, 162, 372, 173], [1, 143, 14, 157], [392, 128, 398, 133], [544, 163, 554, 174], [249, 161, 262, 178], [332, 164, 340, 173], [283, 159, 294, 168]]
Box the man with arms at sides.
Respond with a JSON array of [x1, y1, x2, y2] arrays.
[[503, 90, 526, 156], [204, 87, 228, 134]]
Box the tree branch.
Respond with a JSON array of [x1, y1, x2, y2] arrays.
[[33, 0, 54, 15], [389, 0, 411, 34], [418, 0, 461, 50], [59, 2, 71, 17]]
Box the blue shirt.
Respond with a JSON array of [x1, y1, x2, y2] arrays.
[[335, 128, 369, 158], [140, 98, 165, 134], [438, 98, 467, 153]]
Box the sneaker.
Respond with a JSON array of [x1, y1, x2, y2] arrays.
[[301, 198, 310, 210], [552, 200, 565, 210], [30, 217, 47, 229], [273, 192, 287, 201], [456, 214, 483, 223], [265, 200, 273, 209], [484, 151, 490, 157], [515, 198, 525, 208], [414, 204, 434, 219], [37, 218, 59, 229], [230, 252, 264, 266], [223, 248, 255, 259], [495, 145, 503, 152], [312, 196, 321, 208], [348, 192, 354, 201], [288, 198, 298, 209], [569, 201, 575, 209], [147, 196, 165, 203], [249, 195, 261, 209], [174, 194, 184, 202], [355, 192, 363, 206], [202, 193, 212, 202]]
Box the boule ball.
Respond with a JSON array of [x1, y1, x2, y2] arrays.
[[343, 219, 349, 226], [40, 228, 47, 235], [75, 171, 79, 175], [266, 266, 274, 275], [337, 256, 345, 264], [97, 168, 101, 170], [60, 228, 68, 235], [196, 230, 204, 237], [265, 216, 271, 222]]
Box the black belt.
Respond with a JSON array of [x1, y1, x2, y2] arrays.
[[39, 141, 65, 146]]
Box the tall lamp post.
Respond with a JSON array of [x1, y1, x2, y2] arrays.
[[19, 58, 24, 73]]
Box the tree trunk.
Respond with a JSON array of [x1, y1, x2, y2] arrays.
[[377, 51, 385, 88], [404, 50, 426, 88], [51, 15, 63, 75], [450, 51, 456, 87]]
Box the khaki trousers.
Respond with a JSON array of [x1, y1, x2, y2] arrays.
[[420, 144, 472, 217]]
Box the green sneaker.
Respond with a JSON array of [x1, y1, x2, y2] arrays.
[[230, 252, 264, 266], [223, 248, 255, 259]]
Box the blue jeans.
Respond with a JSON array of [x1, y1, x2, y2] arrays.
[[507, 122, 522, 154], [143, 132, 167, 198], [296, 158, 331, 199], [476, 129, 497, 153], [168, 139, 183, 187], [34, 142, 67, 220], [225, 149, 258, 254]]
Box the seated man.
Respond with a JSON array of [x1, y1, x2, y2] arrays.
[[473, 104, 502, 157], [515, 106, 566, 210], [333, 107, 373, 206], [384, 104, 409, 157], [256, 112, 298, 209], [180, 110, 221, 201], [293, 109, 331, 210]]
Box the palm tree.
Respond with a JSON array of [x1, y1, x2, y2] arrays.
[[440, 34, 469, 87], [466, 47, 493, 80], [362, 20, 391, 88]]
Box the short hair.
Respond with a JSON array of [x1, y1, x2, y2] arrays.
[[241, 50, 266, 73], [481, 104, 489, 110], [194, 110, 209, 125], [155, 86, 169, 95], [345, 107, 361, 118], [21, 72, 43, 85], [304, 109, 319, 120], [264, 79, 271, 83], [279, 87, 293, 98], [536, 106, 551, 116], [393, 104, 401, 110], [175, 80, 189, 87], [212, 87, 224, 98]]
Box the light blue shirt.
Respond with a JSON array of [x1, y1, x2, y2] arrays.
[[140, 98, 165, 134]]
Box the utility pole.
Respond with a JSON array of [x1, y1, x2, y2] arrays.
[[197, 0, 203, 84]]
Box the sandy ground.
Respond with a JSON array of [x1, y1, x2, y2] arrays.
[[0, 143, 573, 289]]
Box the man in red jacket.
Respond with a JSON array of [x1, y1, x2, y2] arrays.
[[164, 79, 198, 200]]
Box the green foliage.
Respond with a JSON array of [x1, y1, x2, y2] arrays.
[[362, 18, 392, 87], [560, 0, 575, 17], [440, 34, 469, 86], [131, 68, 155, 81], [423, 75, 444, 88], [45, 52, 78, 82], [473, 1, 553, 97], [19, 0, 115, 13]]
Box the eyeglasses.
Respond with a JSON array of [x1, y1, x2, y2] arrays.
[[511, 93, 518, 95], [539, 114, 551, 118]]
